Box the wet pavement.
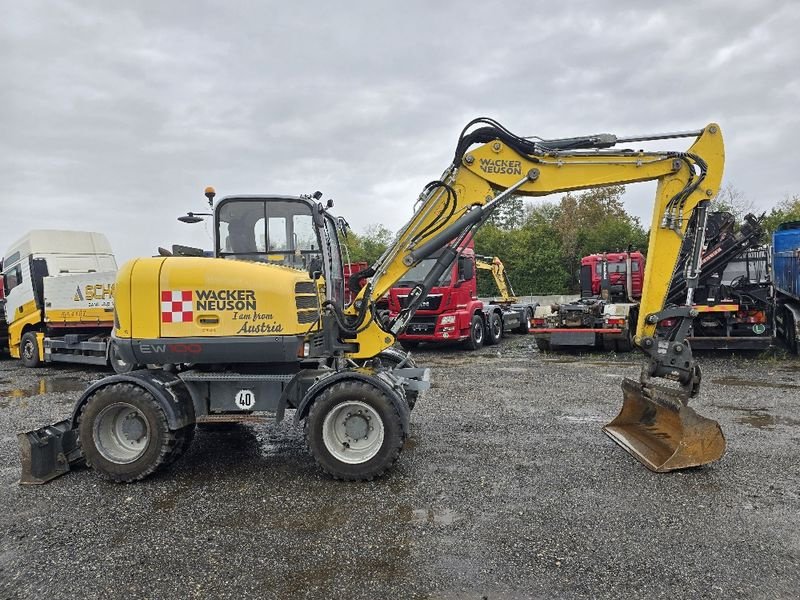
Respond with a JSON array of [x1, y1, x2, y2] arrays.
[[0, 339, 798, 599]]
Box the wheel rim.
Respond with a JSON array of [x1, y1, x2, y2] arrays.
[[474, 320, 484, 344], [23, 339, 34, 360], [492, 316, 502, 338], [321, 400, 385, 464], [93, 402, 150, 464]]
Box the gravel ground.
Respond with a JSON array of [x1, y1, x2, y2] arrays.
[[0, 338, 798, 599]]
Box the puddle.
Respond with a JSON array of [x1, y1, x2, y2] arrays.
[[720, 406, 800, 430], [0, 377, 86, 399], [711, 377, 800, 391]]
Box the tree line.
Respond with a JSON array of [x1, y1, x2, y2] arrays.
[[340, 187, 800, 297]]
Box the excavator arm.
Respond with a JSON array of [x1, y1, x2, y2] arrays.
[[339, 119, 723, 356], [475, 255, 517, 303], [324, 118, 725, 472]]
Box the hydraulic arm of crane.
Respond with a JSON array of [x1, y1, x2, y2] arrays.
[[321, 118, 725, 472], [475, 255, 517, 303]]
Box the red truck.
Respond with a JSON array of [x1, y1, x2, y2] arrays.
[[531, 251, 644, 351], [388, 241, 537, 350]]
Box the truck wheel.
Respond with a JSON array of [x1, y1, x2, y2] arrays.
[[485, 312, 503, 345], [20, 332, 42, 368], [463, 315, 485, 350], [109, 342, 141, 374], [305, 380, 405, 480], [517, 307, 533, 334], [78, 383, 181, 482], [785, 310, 798, 355], [399, 340, 419, 351], [534, 337, 550, 352]]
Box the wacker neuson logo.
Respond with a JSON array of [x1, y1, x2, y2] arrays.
[[161, 289, 258, 323], [479, 158, 522, 175]]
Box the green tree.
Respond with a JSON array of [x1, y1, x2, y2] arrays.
[[712, 184, 756, 224], [339, 224, 393, 265], [762, 194, 800, 233], [553, 186, 647, 290]]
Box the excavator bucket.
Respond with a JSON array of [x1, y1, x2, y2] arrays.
[[603, 378, 726, 472], [18, 420, 83, 484]]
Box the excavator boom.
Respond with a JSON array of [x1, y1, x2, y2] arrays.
[[336, 118, 726, 471]]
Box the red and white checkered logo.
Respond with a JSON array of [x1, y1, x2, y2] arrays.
[[161, 290, 193, 323]]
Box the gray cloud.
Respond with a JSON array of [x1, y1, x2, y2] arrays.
[[2, 1, 799, 261]]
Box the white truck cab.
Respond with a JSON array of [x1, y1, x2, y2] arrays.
[[1, 230, 130, 369]]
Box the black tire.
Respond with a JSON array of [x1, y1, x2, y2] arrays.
[[615, 311, 637, 352], [614, 335, 633, 352], [399, 340, 419, 351], [376, 349, 420, 411], [305, 380, 405, 480], [601, 337, 616, 352], [165, 424, 196, 465], [517, 307, 533, 334], [109, 341, 141, 374], [20, 331, 42, 368], [534, 337, 550, 352], [782, 308, 798, 355], [463, 314, 485, 350], [485, 312, 503, 346], [78, 383, 178, 482]]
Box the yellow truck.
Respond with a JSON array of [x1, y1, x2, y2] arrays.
[[2, 230, 134, 372]]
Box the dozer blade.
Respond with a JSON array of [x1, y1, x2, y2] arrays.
[[18, 419, 83, 485], [603, 378, 726, 472]]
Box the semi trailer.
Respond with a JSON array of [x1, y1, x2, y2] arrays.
[[1, 230, 134, 371]]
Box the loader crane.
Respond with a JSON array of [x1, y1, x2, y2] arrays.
[[19, 118, 726, 485]]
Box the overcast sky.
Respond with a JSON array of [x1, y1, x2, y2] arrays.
[[3, 1, 799, 262]]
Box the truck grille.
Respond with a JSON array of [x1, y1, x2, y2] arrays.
[[399, 294, 442, 311], [404, 316, 437, 335]]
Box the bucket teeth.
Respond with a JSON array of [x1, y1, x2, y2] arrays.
[[603, 378, 726, 472]]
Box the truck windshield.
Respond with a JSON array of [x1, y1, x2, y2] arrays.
[[396, 258, 454, 288], [595, 261, 639, 273], [217, 199, 321, 270]]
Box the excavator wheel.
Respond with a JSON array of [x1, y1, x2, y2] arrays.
[[78, 383, 187, 482], [304, 380, 405, 481], [603, 378, 726, 472], [485, 312, 503, 346]]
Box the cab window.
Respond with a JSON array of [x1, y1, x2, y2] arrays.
[[3, 264, 22, 295]]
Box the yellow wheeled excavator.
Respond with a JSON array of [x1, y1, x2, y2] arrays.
[[19, 118, 726, 483]]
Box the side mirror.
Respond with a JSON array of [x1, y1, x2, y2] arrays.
[[308, 257, 323, 280]]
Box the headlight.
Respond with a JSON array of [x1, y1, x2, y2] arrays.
[[440, 315, 456, 325]]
